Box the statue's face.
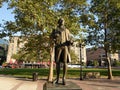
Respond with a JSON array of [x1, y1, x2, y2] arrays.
[[58, 18, 64, 25]]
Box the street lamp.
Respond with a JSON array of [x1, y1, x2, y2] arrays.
[[79, 42, 85, 80], [79, 43, 83, 80]]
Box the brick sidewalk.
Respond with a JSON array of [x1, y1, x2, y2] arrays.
[[0, 75, 120, 90]]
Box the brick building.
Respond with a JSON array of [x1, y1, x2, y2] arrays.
[[86, 47, 120, 66]]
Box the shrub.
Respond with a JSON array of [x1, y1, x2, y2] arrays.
[[113, 60, 120, 67]]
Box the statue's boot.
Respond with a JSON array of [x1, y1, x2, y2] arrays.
[[62, 78, 66, 85]]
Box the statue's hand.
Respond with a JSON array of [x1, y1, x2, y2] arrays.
[[66, 40, 73, 46]]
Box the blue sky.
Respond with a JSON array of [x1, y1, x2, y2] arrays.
[[0, 3, 15, 26], [0, 3, 15, 40]]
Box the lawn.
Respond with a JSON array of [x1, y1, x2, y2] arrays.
[[0, 68, 120, 78]]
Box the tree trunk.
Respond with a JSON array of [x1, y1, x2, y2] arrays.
[[105, 45, 113, 80], [48, 46, 54, 82], [104, 1, 113, 79], [107, 54, 113, 79]]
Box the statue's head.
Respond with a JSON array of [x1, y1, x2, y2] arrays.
[[58, 18, 65, 26]]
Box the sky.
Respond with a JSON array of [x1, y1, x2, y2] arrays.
[[0, 3, 15, 25], [0, 3, 15, 41]]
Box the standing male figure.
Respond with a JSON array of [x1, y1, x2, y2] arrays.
[[51, 18, 72, 85]]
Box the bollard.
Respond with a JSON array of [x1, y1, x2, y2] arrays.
[[32, 72, 38, 81]]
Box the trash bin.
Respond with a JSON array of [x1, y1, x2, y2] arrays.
[[32, 72, 38, 81]]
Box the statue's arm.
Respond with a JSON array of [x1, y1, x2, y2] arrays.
[[66, 29, 74, 45]]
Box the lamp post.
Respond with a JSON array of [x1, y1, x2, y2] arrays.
[[79, 43, 83, 80]]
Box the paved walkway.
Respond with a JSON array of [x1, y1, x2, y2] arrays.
[[0, 75, 120, 90], [0, 75, 45, 90], [72, 78, 120, 90]]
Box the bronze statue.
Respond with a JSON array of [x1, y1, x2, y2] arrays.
[[51, 18, 72, 85]]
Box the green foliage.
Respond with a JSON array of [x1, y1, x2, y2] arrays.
[[86, 0, 120, 79], [11, 53, 20, 60], [0, 0, 88, 62], [86, 0, 120, 52], [20, 34, 50, 62], [70, 50, 78, 64], [93, 60, 99, 67], [1, 0, 87, 37], [113, 60, 120, 67]]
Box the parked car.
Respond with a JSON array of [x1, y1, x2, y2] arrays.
[[68, 64, 84, 68], [86, 66, 94, 68]]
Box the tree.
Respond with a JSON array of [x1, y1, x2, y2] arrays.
[[0, 0, 88, 81], [113, 60, 120, 67], [85, 0, 120, 79], [70, 50, 78, 64], [11, 53, 21, 60]]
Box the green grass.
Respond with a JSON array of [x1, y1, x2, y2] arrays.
[[0, 68, 49, 78], [0, 68, 120, 78], [68, 68, 120, 77]]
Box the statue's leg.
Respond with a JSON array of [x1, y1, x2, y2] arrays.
[[62, 46, 67, 85], [56, 62, 60, 84], [63, 62, 67, 85], [54, 48, 62, 84]]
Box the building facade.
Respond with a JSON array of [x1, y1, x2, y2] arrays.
[[71, 42, 87, 64], [86, 47, 120, 66], [6, 36, 25, 63]]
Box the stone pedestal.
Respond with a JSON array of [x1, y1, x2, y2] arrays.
[[43, 81, 82, 90]]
